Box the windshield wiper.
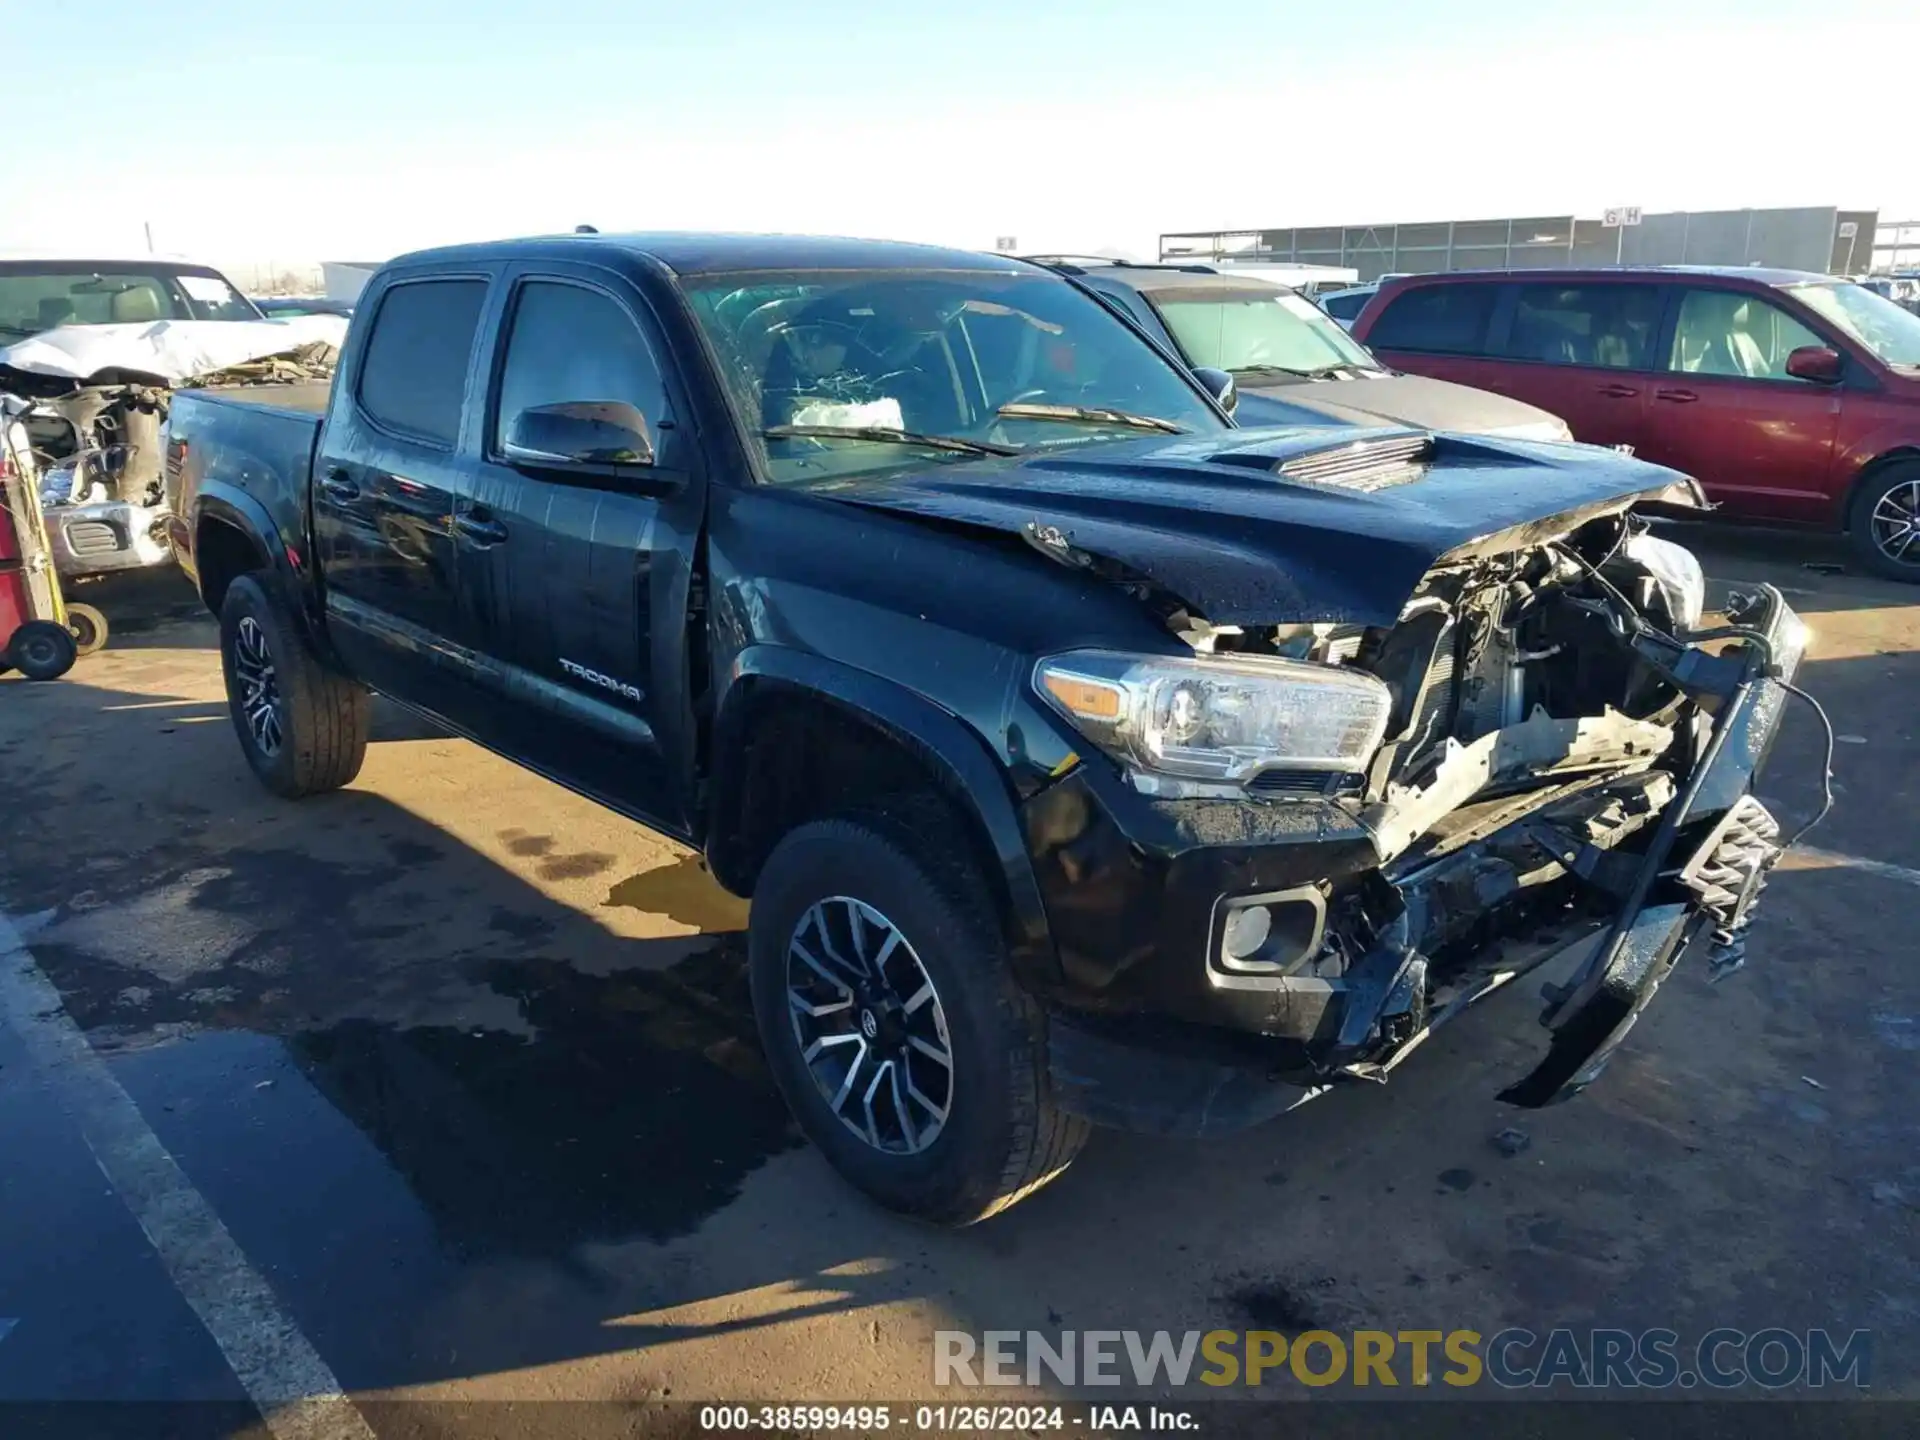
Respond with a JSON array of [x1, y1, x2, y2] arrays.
[[0, 323, 37, 339], [763, 425, 1020, 457], [1232, 363, 1373, 381], [995, 402, 1184, 434]]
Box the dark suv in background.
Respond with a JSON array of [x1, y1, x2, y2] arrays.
[[1030, 258, 1571, 441], [1354, 267, 1920, 579]]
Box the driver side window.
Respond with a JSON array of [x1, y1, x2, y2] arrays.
[[493, 281, 677, 458], [1669, 289, 1823, 381]]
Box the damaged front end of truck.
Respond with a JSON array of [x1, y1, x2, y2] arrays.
[[1273, 530, 1804, 1111], [843, 428, 1814, 1126]]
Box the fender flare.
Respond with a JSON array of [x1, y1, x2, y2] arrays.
[[191, 482, 334, 659], [1836, 435, 1920, 528], [708, 646, 1059, 986]]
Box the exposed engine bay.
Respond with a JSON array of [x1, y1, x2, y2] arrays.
[[1160, 507, 1810, 1105]]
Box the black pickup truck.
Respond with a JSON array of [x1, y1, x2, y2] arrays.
[[167, 233, 1806, 1224]]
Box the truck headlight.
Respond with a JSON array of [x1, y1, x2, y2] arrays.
[[1035, 649, 1392, 791], [1624, 532, 1705, 631]]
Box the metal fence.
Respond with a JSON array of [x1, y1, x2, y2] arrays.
[[1873, 221, 1920, 275], [1161, 207, 1881, 281]]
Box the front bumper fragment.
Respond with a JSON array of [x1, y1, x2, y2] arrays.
[[1494, 586, 1800, 1107], [1039, 587, 1805, 1133]]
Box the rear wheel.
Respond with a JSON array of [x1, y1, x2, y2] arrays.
[[65, 602, 109, 656], [1850, 461, 1920, 582], [748, 803, 1088, 1225], [7, 621, 77, 681], [219, 573, 370, 797]]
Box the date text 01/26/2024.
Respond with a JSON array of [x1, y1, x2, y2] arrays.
[[697, 1404, 1195, 1431]]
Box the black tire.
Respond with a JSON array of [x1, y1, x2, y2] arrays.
[[65, 602, 109, 656], [7, 621, 77, 681], [748, 803, 1088, 1225], [1848, 460, 1920, 582], [219, 573, 370, 797]]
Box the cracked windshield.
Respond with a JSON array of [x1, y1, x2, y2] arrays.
[[682, 269, 1227, 483]]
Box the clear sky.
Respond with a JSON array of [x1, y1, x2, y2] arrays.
[[3, 0, 1912, 270]]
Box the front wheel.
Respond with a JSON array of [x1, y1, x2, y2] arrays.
[[1850, 461, 1920, 582], [748, 806, 1088, 1225], [219, 573, 371, 797]]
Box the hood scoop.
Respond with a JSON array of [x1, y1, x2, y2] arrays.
[[1210, 430, 1434, 493]]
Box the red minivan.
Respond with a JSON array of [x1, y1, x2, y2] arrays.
[[1353, 267, 1920, 579]]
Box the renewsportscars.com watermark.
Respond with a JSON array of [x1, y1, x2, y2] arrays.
[[934, 1328, 1872, 1391]]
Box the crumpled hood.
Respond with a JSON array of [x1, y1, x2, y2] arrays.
[[829, 426, 1686, 627], [0, 316, 348, 384], [1233, 372, 1563, 436]]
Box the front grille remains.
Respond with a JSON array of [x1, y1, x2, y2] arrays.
[[1402, 620, 1459, 761], [1277, 434, 1432, 492], [64, 520, 122, 556], [1248, 770, 1362, 799]]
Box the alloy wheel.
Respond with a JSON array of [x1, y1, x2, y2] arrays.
[[785, 896, 953, 1155], [1870, 478, 1920, 567], [232, 616, 284, 757]]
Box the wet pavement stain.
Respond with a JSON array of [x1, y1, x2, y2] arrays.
[[537, 851, 616, 882], [285, 941, 799, 1255], [1225, 1280, 1327, 1334], [606, 854, 751, 934]]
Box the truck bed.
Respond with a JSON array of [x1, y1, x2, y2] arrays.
[[166, 386, 328, 574], [187, 379, 333, 415]]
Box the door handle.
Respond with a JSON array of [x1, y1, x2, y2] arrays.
[[318, 467, 360, 501], [454, 512, 509, 546], [1596, 383, 1639, 398], [1654, 388, 1699, 404]]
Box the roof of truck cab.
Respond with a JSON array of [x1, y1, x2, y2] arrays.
[[386, 233, 1033, 278]]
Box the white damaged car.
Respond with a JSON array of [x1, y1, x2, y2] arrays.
[[0, 254, 346, 579]]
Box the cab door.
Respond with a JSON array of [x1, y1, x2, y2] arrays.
[[1485, 281, 1668, 451], [1634, 286, 1844, 523], [458, 266, 699, 832], [312, 273, 492, 718]]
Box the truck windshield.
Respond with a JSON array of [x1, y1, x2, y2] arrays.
[[0, 263, 261, 341], [679, 269, 1228, 484], [1788, 281, 1920, 368], [1151, 287, 1382, 377]]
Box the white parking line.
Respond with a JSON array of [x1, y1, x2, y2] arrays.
[[0, 909, 376, 1440], [1793, 846, 1920, 889]]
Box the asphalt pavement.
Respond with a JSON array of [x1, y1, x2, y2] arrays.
[[2, 538, 1917, 1435]]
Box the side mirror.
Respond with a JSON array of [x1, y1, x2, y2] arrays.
[[1192, 366, 1239, 416], [1784, 345, 1843, 384], [503, 401, 654, 467]]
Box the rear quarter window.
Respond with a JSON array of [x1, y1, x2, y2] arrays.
[[1321, 291, 1371, 321], [1367, 283, 1499, 355], [356, 278, 487, 446]]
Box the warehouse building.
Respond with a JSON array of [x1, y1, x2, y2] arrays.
[[1161, 206, 1880, 281]]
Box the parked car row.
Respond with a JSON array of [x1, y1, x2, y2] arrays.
[[1352, 267, 1920, 578]]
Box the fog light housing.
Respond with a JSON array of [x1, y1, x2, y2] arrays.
[[1212, 886, 1327, 977]]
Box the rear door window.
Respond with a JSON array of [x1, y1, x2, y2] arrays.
[[356, 278, 487, 446], [1668, 288, 1824, 381], [1366, 283, 1499, 354], [1504, 284, 1664, 369]]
